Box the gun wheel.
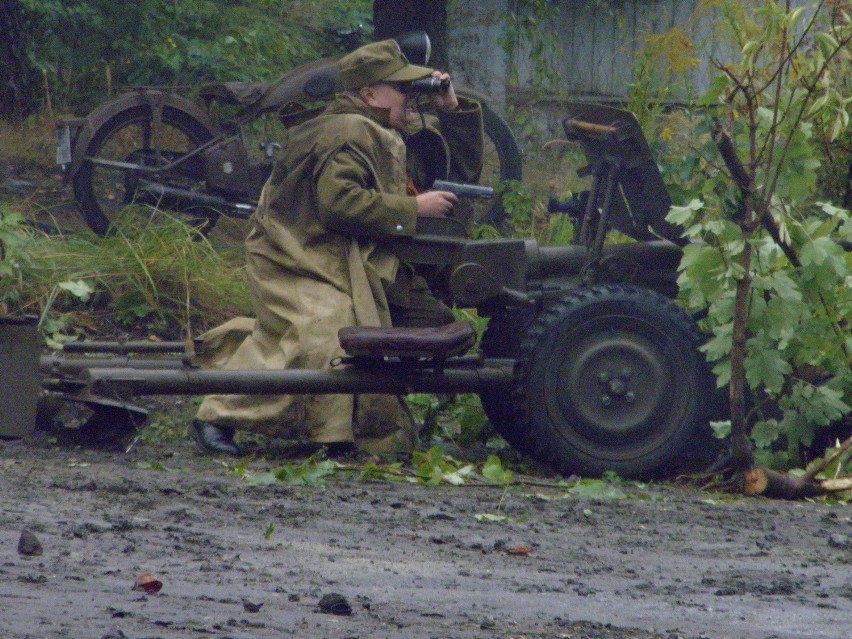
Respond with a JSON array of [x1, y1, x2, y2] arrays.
[[507, 284, 713, 479]]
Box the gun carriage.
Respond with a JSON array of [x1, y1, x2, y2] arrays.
[[8, 103, 716, 479]]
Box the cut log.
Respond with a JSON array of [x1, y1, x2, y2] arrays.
[[744, 467, 827, 499]]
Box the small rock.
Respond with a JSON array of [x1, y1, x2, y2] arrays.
[[107, 607, 132, 619], [420, 508, 456, 521], [318, 592, 352, 616], [101, 630, 127, 639], [828, 534, 849, 549], [480, 617, 497, 629], [581, 508, 597, 523], [18, 529, 43, 556], [242, 598, 263, 613]]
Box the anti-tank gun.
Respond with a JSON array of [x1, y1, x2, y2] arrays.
[[15, 103, 716, 480], [384, 103, 715, 479]]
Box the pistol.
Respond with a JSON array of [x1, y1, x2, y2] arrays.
[[431, 180, 494, 200]]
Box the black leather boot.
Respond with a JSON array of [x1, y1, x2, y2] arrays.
[[192, 420, 242, 457]]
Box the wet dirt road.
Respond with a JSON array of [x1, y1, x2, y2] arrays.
[[1, 433, 850, 639]]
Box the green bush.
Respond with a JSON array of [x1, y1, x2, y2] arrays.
[[21, 0, 372, 113]]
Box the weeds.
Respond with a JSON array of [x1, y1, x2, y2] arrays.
[[17, 210, 250, 341], [0, 205, 33, 316], [0, 113, 57, 167]]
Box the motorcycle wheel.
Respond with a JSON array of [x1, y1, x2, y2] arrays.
[[505, 284, 714, 479], [73, 105, 215, 236], [475, 102, 523, 227]]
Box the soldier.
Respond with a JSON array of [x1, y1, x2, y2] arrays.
[[191, 39, 483, 457]]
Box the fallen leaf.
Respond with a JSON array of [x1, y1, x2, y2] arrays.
[[506, 543, 533, 556], [132, 573, 162, 593]]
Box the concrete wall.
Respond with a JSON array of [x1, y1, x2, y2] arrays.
[[448, 0, 812, 113], [447, 1, 509, 107]]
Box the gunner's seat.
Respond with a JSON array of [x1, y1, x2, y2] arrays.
[[338, 322, 475, 361]]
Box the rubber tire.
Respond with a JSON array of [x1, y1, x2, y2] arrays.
[[73, 105, 215, 236], [479, 307, 535, 451], [507, 284, 713, 479], [478, 102, 523, 227]]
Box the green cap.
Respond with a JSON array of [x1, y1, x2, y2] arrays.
[[338, 40, 433, 91]]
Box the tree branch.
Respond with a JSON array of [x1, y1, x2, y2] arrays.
[[761, 215, 801, 267], [804, 434, 852, 481], [754, 0, 825, 96], [712, 124, 753, 195]]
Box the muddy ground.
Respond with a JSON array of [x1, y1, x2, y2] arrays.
[[1, 423, 850, 639], [2, 136, 851, 639]]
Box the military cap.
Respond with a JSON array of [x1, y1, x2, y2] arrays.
[[338, 40, 433, 91]]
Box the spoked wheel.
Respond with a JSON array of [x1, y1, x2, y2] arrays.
[[72, 105, 215, 235], [506, 284, 714, 479]]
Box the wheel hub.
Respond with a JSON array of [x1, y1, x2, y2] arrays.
[[558, 333, 669, 439]]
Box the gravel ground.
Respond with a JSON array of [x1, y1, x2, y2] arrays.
[[2, 425, 850, 639]]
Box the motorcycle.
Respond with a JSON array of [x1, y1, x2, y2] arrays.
[[55, 31, 522, 236]]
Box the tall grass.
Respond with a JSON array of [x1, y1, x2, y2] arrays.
[[18, 209, 251, 340]]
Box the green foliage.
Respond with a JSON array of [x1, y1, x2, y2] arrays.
[[246, 457, 341, 487], [412, 446, 477, 486], [501, 0, 561, 93], [237, 447, 517, 489], [473, 512, 527, 524], [481, 455, 514, 485], [498, 180, 534, 229], [808, 440, 852, 479], [0, 206, 33, 316], [663, 2, 852, 469], [19, 0, 372, 112], [357, 460, 407, 482], [409, 449, 514, 488], [564, 478, 628, 501], [18, 212, 250, 341], [113, 291, 155, 326], [407, 392, 491, 448], [626, 26, 701, 142]]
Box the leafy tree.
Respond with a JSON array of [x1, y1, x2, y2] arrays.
[[12, 0, 371, 113], [0, 0, 39, 119], [666, 0, 851, 473]]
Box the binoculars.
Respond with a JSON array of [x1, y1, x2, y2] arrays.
[[407, 77, 450, 93]]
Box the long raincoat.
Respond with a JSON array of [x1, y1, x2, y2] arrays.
[[194, 94, 483, 453]]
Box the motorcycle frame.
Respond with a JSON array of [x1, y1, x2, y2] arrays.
[[57, 56, 496, 191]]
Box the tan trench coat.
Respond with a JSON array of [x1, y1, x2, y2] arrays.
[[195, 95, 483, 452]]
